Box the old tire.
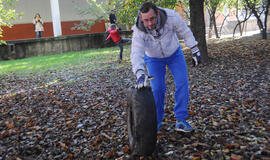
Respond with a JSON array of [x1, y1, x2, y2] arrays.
[[127, 87, 157, 156]]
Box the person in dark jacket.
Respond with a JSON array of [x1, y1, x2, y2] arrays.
[[109, 10, 117, 24]]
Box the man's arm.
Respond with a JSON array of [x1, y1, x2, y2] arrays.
[[130, 28, 146, 79], [106, 33, 111, 40], [173, 12, 198, 48], [173, 11, 201, 66]]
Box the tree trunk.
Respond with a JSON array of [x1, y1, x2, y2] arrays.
[[219, 14, 229, 35], [209, 17, 214, 38], [189, 0, 209, 63], [213, 13, 219, 38], [211, 6, 219, 38], [208, 9, 213, 38], [263, 0, 269, 39], [236, 1, 243, 36]]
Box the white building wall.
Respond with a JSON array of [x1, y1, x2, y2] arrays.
[[12, 0, 91, 24], [58, 0, 90, 21], [13, 0, 52, 23]]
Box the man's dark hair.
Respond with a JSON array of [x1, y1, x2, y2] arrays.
[[139, 2, 158, 15]]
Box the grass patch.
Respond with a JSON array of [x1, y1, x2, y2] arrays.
[[0, 46, 126, 75]]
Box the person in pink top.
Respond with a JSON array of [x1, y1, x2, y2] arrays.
[[106, 24, 131, 62]]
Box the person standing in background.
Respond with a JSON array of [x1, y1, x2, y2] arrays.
[[33, 13, 44, 38], [109, 10, 117, 24], [109, 10, 122, 30]]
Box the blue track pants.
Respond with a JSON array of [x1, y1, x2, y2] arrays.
[[144, 47, 189, 126], [117, 38, 131, 60]]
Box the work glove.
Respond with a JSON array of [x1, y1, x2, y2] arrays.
[[191, 45, 202, 67], [135, 74, 147, 89]]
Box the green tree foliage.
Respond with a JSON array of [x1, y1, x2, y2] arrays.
[[74, 0, 182, 29], [0, 0, 19, 44], [110, 0, 179, 26], [72, 0, 111, 31], [177, 0, 190, 21]]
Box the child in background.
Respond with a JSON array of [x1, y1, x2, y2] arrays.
[[106, 24, 131, 62], [33, 13, 44, 38]]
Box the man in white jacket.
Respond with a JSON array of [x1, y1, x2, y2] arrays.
[[131, 2, 201, 132]]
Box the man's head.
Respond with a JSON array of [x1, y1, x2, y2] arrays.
[[139, 2, 159, 30]]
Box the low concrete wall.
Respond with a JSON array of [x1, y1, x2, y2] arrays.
[[0, 30, 133, 61]]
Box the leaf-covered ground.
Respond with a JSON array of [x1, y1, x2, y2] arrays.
[[0, 34, 270, 160]]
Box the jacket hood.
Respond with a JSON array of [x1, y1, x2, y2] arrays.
[[135, 7, 167, 33]]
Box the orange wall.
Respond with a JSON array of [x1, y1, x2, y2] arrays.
[[2, 20, 106, 40]]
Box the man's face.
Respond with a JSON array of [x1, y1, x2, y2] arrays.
[[140, 8, 158, 30]]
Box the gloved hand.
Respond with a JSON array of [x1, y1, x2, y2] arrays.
[[191, 46, 202, 67], [135, 74, 147, 89]]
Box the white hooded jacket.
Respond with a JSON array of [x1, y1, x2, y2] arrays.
[[131, 8, 198, 79]]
